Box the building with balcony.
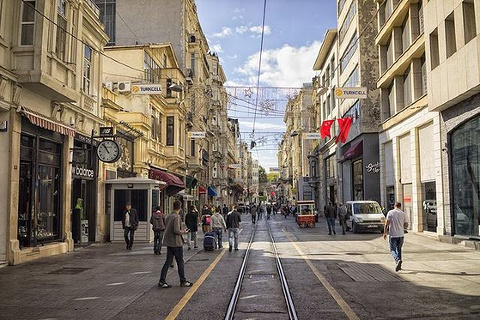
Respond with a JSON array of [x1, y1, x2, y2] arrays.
[[0, 0, 108, 265], [336, 0, 381, 204], [424, 0, 480, 240], [375, 0, 443, 233], [102, 43, 187, 213]]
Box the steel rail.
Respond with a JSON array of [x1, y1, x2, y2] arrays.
[[224, 224, 257, 320], [267, 221, 298, 320]]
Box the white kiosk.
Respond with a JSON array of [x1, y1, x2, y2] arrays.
[[107, 177, 166, 243]]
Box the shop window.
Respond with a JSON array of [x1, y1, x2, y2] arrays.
[[451, 115, 480, 237], [445, 13, 457, 58], [353, 159, 363, 200], [113, 189, 148, 222], [422, 181, 437, 232], [20, 0, 36, 46], [463, 0, 477, 44], [386, 186, 395, 211]]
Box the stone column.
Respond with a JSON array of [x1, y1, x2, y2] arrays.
[[411, 127, 423, 232]]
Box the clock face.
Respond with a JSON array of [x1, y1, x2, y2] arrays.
[[97, 140, 121, 163]]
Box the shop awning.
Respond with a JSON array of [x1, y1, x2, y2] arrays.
[[148, 168, 185, 196], [186, 176, 198, 189], [19, 106, 75, 137], [208, 186, 217, 197], [199, 186, 207, 194], [341, 140, 363, 162]]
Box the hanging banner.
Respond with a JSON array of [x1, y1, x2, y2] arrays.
[[188, 132, 206, 139], [302, 132, 321, 139], [131, 84, 162, 95], [335, 87, 367, 99]]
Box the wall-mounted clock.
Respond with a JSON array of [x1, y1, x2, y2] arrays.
[[97, 140, 122, 163]]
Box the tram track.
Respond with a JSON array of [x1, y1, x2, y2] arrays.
[[224, 220, 298, 320]]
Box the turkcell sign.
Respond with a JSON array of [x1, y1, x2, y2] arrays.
[[189, 132, 206, 139], [303, 132, 321, 139], [131, 84, 162, 95], [335, 87, 368, 99]]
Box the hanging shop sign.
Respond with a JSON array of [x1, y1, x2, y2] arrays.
[[269, 167, 281, 172], [188, 132, 206, 139], [72, 165, 95, 179], [365, 162, 380, 173], [302, 132, 321, 140], [99, 126, 115, 137], [131, 84, 162, 95], [335, 87, 368, 99]]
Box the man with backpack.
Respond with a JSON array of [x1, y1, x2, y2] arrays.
[[211, 208, 227, 249], [226, 205, 241, 252], [158, 200, 193, 288], [150, 206, 165, 254]]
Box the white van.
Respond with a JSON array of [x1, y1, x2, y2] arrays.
[[346, 200, 385, 233]]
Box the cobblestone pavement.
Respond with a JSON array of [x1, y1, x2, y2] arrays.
[[1, 214, 480, 320]]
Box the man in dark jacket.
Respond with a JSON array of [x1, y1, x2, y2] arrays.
[[226, 205, 241, 252], [185, 205, 199, 250], [222, 204, 228, 219], [150, 206, 165, 254], [122, 202, 139, 250], [325, 202, 337, 235], [158, 200, 193, 288]]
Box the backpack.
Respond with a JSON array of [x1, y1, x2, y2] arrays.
[[203, 232, 217, 251], [205, 215, 211, 225]]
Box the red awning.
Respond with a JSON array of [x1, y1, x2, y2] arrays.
[[148, 168, 185, 196], [341, 140, 363, 161], [19, 106, 75, 137], [198, 186, 207, 194]]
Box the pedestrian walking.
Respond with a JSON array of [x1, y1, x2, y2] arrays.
[[337, 203, 348, 235], [201, 205, 212, 233], [384, 202, 408, 272], [222, 204, 229, 219], [158, 200, 193, 288], [185, 205, 199, 250], [266, 204, 272, 220], [211, 208, 227, 249], [281, 206, 287, 219], [325, 202, 337, 235], [250, 204, 257, 224], [226, 205, 241, 252], [150, 206, 165, 254], [122, 202, 139, 250]]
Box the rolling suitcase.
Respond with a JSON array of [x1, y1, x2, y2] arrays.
[[203, 232, 217, 251]]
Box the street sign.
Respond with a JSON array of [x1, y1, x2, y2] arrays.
[[229, 163, 241, 169], [99, 126, 114, 137], [188, 132, 206, 138], [335, 87, 368, 99], [131, 84, 162, 95], [302, 132, 321, 139], [269, 167, 281, 172]]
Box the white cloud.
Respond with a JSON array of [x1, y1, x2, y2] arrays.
[[235, 26, 249, 34], [212, 27, 232, 38], [240, 121, 285, 131], [227, 54, 238, 59], [232, 15, 244, 21], [250, 25, 271, 35], [234, 8, 245, 14], [234, 41, 322, 87], [210, 43, 223, 53]]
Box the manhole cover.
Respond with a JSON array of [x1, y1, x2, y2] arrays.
[[339, 263, 402, 282], [49, 267, 90, 275], [249, 274, 275, 280]]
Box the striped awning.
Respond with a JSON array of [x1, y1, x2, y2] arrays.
[[19, 106, 75, 137]]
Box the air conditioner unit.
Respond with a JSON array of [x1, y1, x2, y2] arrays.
[[104, 82, 113, 91], [118, 81, 131, 93]]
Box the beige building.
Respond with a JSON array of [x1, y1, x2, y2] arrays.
[[0, 0, 108, 265], [424, 0, 480, 241]]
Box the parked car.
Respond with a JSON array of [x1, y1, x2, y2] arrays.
[[346, 200, 385, 233]]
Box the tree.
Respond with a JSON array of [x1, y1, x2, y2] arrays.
[[259, 165, 268, 183]]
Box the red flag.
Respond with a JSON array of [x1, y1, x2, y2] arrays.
[[320, 120, 335, 138], [336, 117, 353, 144]]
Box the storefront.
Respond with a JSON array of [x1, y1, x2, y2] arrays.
[[450, 115, 480, 238], [71, 134, 98, 244], [17, 115, 73, 249]]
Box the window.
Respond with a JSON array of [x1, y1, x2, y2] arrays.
[[56, 0, 67, 60], [338, 0, 347, 16], [401, 14, 410, 53], [343, 65, 359, 87], [151, 113, 156, 139], [445, 13, 457, 58], [166, 116, 174, 146], [339, 1, 356, 44], [166, 78, 172, 97], [213, 61, 218, 75], [83, 45, 92, 94], [163, 53, 167, 68], [190, 139, 195, 156], [0, 0, 3, 35], [144, 52, 160, 83], [403, 67, 412, 106], [96, 0, 116, 45], [463, 1, 477, 44], [430, 28, 440, 70], [340, 33, 358, 73], [20, 0, 36, 45], [190, 53, 196, 76]]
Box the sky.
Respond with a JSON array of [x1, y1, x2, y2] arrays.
[[196, 0, 337, 171]]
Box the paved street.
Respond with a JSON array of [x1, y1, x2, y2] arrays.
[[1, 214, 479, 320]]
